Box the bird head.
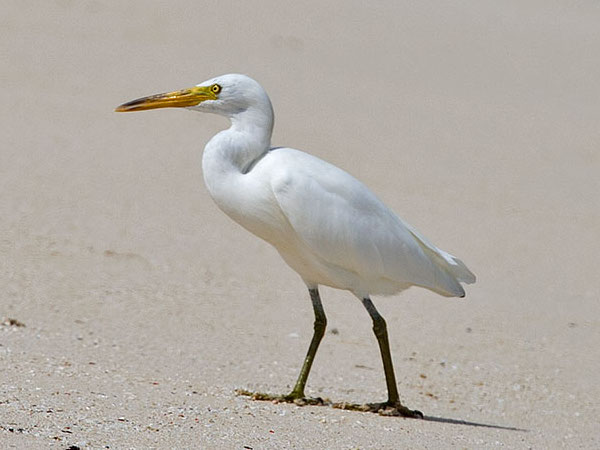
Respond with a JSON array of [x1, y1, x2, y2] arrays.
[[115, 73, 272, 120]]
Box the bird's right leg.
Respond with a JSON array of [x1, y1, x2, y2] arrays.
[[285, 287, 327, 400], [359, 296, 423, 418]]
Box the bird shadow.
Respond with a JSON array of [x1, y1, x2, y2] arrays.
[[236, 389, 527, 432], [421, 414, 527, 432]]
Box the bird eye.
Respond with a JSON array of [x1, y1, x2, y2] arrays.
[[211, 84, 221, 94]]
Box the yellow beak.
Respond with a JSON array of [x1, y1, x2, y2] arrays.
[[115, 85, 217, 112]]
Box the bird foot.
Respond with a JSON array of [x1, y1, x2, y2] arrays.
[[236, 390, 422, 418], [332, 400, 423, 419], [235, 389, 327, 406]]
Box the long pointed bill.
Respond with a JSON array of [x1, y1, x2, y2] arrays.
[[115, 85, 217, 112]]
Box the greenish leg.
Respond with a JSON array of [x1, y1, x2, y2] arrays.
[[361, 297, 423, 418], [286, 288, 327, 400], [237, 292, 422, 417], [361, 297, 399, 403]]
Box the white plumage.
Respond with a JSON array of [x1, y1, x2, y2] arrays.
[[116, 73, 475, 417], [197, 74, 475, 298]]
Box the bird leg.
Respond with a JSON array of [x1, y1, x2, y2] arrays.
[[359, 297, 423, 418], [237, 292, 422, 418], [236, 288, 327, 405], [285, 288, 327, 401]]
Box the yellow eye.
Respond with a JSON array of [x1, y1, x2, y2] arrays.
[[211, 84, 221, 94]]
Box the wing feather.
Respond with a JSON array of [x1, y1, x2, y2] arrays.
[[268, 149, 469, 297]]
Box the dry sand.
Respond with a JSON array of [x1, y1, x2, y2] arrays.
[[1, 1, 599, 448]]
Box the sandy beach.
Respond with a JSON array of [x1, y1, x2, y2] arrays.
[[1, 1, 599, 448]]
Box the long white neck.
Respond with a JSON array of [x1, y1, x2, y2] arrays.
[[201, 102, 274, 206]]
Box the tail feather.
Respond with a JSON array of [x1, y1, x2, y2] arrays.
[[437, 250, 476, 284], [404, 225, 476, 297]]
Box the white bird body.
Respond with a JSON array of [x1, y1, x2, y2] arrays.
[[116, 74, 475, 415], [197, 74, 474, 299], [205, 143, 472, 298]]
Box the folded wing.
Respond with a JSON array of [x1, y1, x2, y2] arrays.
[[270, 149, 474, 297]]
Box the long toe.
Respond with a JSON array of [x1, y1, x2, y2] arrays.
[[236, 389, 326, 406], [378, 402, 423, 418]]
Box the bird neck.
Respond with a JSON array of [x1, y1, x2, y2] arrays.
[[202, 104, 274, 200], [229, 105, 274, 165]]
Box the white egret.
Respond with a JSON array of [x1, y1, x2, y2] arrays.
[[116, 74, 475, 418]]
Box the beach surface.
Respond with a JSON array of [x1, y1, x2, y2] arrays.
[[1, 1, 599, 448]]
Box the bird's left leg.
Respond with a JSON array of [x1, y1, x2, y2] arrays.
[[237, 288, 327, 405], [285, 287, 327, 401]]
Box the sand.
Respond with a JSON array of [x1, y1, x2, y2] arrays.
[[1, 1, 599, 448]]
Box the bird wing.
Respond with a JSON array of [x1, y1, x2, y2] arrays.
[[268, 149, 469, 297]]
